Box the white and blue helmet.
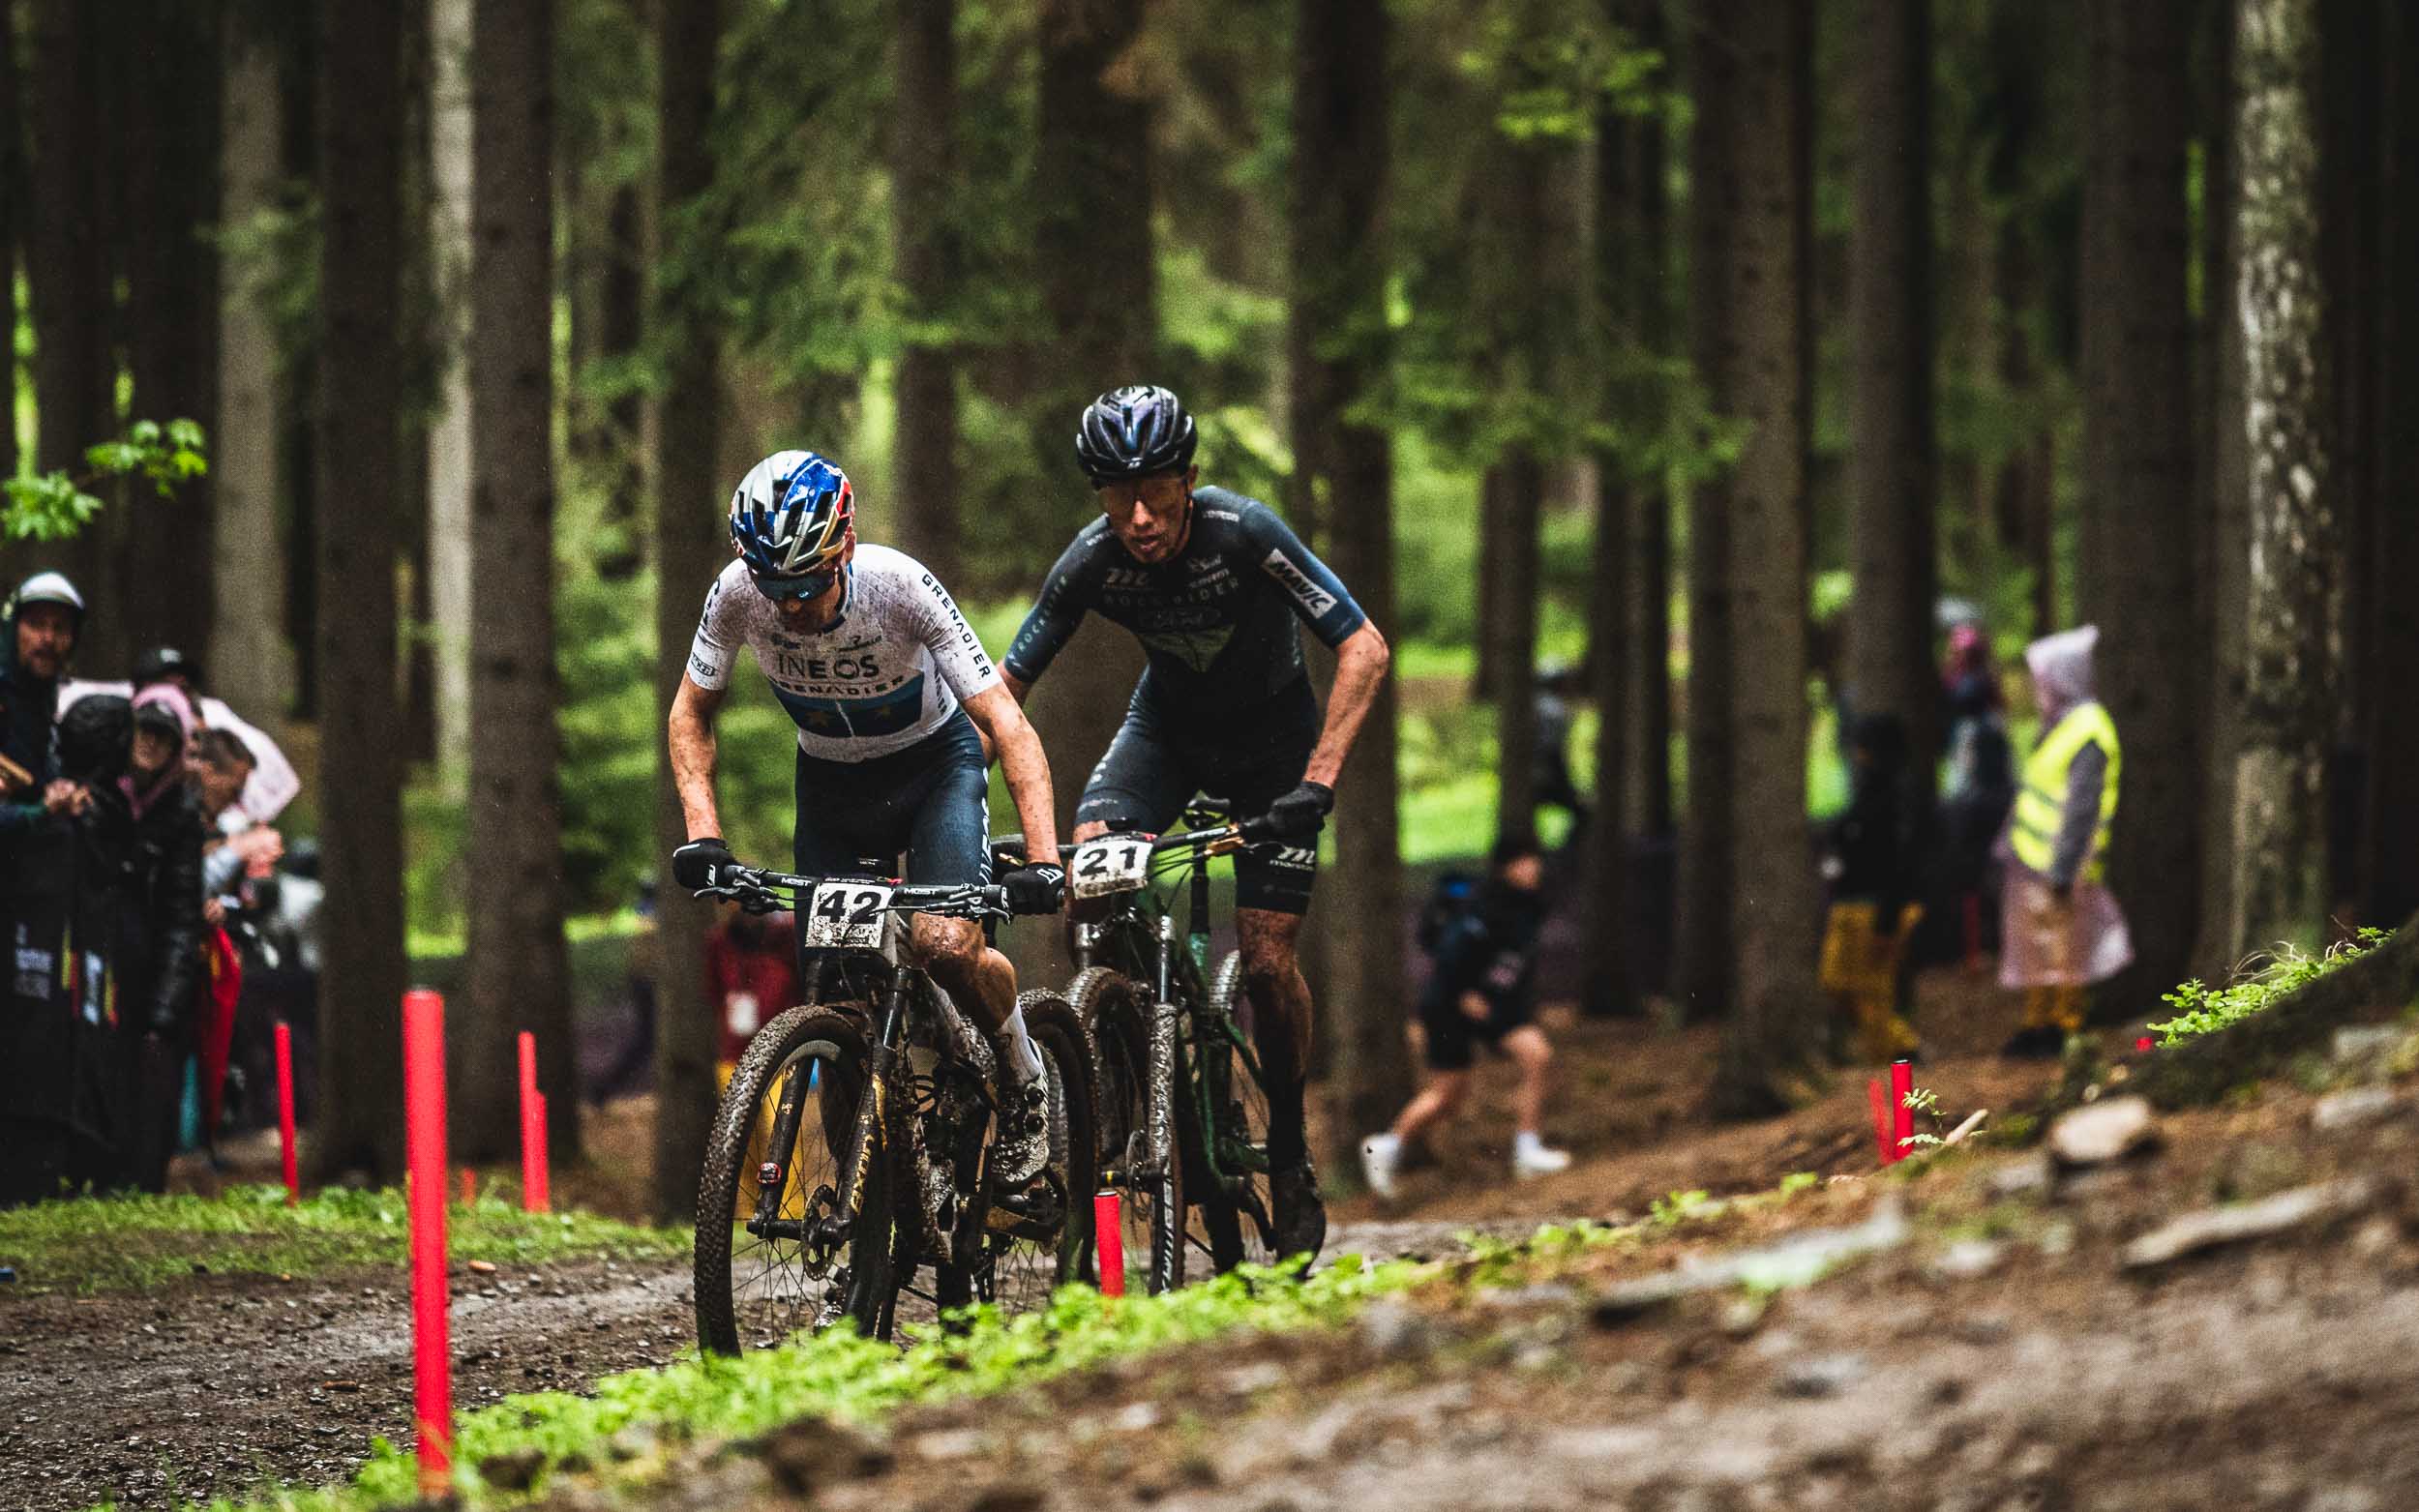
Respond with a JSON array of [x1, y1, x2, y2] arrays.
[[730, 451, 854, 589]]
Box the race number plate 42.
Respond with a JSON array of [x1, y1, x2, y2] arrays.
[[802, 881, 894, 950], [1069, 836, 1152, 899]]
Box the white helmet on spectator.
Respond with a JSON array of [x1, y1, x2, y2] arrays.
[[8, 571, 85, 621]]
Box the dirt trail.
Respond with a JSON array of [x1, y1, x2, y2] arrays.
[[0, 1260, 693, 1511]]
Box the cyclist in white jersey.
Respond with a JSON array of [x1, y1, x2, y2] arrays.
[[669, 451, 1067, 1182]]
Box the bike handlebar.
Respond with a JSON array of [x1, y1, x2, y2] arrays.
[[693, 863, 1011, 919]]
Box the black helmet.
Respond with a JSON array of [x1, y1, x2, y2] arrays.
[[134, 645, 202, 691], [1074, 385, 1197, 485]]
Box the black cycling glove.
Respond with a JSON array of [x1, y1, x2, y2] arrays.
[[672, 837, 735, 891], [1001, 861, 1067, 916], [1261, 781, 1335, 840]]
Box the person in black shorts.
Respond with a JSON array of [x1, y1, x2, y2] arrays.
[[1359, 836, 1572, 1200], [1001, 385, 1393, 1260]]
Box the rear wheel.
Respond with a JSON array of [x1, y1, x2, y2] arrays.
[[1072, 965, 1183, 1294], [1194, 950, 1276, 1272], [694, 1004, 895, 1353]]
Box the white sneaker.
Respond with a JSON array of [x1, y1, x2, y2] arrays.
[[1511, 1142, 1572, 1181], [1359, 1133, 1402, 1201]]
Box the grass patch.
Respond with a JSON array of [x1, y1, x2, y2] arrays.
[[0, 1186, 688, 1296], [173, 1255, 1417, 1512], [2148, 929, 2391, 1048]]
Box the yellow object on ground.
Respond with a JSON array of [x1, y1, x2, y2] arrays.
[[1820, 900, 1925, 1061]]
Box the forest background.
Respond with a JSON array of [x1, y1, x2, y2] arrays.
[[4, 0, 2414, 1219]]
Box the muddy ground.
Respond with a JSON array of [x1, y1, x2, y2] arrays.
[[541, 1079, 2419, 1512], [0, 969, 2126, 1512]]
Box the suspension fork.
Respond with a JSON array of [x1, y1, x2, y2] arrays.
[[821, 965, 911, 1245], [1144, 912, 1181, 1179]]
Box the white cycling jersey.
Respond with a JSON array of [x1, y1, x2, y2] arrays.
[[686, 545, 1001, 761]]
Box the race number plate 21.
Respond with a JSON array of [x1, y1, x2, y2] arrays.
[[1070, 837, 1152, 899], [803, 882, 893, 949]]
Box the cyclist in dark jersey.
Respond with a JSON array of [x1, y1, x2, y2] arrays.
[[1001, 385, 1393, 1260]]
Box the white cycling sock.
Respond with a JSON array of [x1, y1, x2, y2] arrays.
[[1001, 1005, 1045, 1083], [1514, 1129, 1548, 1158]]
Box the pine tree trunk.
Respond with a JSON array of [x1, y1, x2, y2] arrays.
[[2194, 0, 2252, 974], [2227, 0, 2337, 953], [464, 0, 576, 1163], [312, 0, 408, 1182], [1025, 0, 1155, 876], [1627, 0, 1675, 862], [652, 0, 727, 1225], [2318, 0, 2382, 919], [1292, 0, 1406, 1164], [0, 7, 18, 488], [596, 182, 645, 580], [1845, 0, 1937, 770], [1493, 450, 1544, 850], [211, 14, 297, 733], [1704, 0, 1818, 1115], [121, 0, 222, 657], [2078, 0, 2200, 998], [891, 0, 962, 588], [426, 0, 475, 793], [2365, 0, 2419, 927], [1676, 0, 1741, 1021]]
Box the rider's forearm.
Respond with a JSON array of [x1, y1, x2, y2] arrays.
[[1302, 621, 1390, 788], [669, 686, 724, 840], [1002, 670, 1031, 705], [997, 720, 1061, 866]]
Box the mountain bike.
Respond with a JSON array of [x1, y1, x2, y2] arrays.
[[690, 861, 1097, 1353], [1064, 802, 1290, 1294]]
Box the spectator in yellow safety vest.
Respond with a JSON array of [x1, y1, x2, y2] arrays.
[[1996, 625, 2134, 1057]]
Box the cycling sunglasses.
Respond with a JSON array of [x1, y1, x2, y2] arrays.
[[752, 567, 838, 603]]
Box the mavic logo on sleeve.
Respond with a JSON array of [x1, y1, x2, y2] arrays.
[[1261, 549, 1337, 619]]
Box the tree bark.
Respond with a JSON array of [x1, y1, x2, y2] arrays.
[[2227, 0, 2337, 953], [212, 13, 297, 732], [312, 0, 408, 1181], [595, 181, 646, 580], [463, 0, 575, 1163], [1703, 0, 1818, 1115], [2077, 0, 2200, 999], [1677, 0, 1741, 1022], [653, 0, 727, 1225], [121, 0, 222, 658], [426, 0, 475, 794], [890, 0, 962, 587], [2365, 0, 2419, 927], [1845, 0, 1938, 772], [0, 5, 19, 487], [2194, 0, 2252, 974], [1626, 0, 1676, 864], [1024, 0, 1156, 875], [24, 0, 115, 603], [1292, 0, 1406, 1168]]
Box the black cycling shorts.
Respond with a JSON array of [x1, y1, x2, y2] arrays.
[[1075, 677, 1321, 914], [1418, 986, 1535, 1072], [792, 709, 990, 888]]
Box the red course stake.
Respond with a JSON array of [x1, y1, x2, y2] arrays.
[[274, 1021, 299, 1205], [1890, 1058, 1916, 1162], [518, 1031, 550, 1213], [1094, 1191, 1124, 1297], [403, 989, 453, 1494]]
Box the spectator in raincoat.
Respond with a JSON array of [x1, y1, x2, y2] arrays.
[[1997, 625, 2133, 1057], [122, 686, 211, 1182]]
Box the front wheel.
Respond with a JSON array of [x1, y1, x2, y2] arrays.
[[694, 1004, 895, 1354], [1195, 950, 1276, 1272], [1072, 966, 1183, 1294]]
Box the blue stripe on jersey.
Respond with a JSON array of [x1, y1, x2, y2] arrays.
[[772, 674, 927, 740]]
